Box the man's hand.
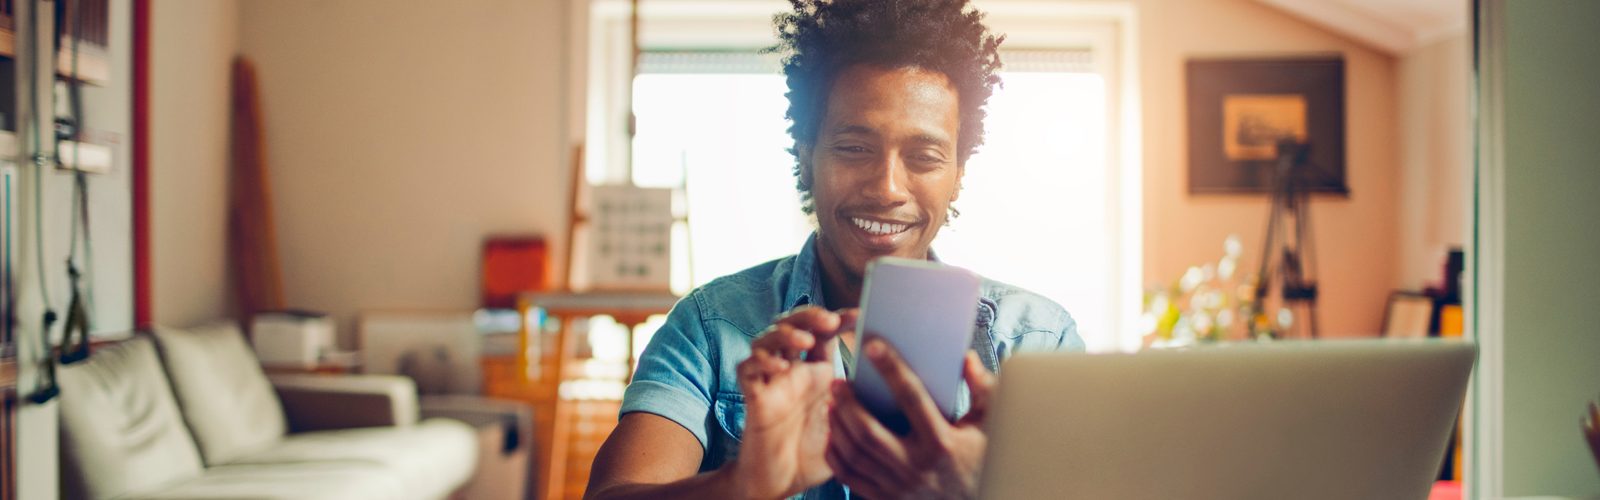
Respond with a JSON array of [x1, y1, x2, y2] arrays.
[[732, 306, 857, 499], [825, 341, 994, 500]]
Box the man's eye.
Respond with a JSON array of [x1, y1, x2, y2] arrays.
[[911, 153, 948, 168], [834, 145, 869, 154]]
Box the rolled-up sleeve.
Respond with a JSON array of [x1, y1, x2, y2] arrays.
[[1057, 309, 1086, 353], [620, 296, 717, 450]]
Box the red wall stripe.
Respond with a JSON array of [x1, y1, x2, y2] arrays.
[[132, 0, 151, 328]]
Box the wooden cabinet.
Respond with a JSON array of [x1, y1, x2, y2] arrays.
[[482, 291, 676, 500], [0, 0, 15, 58], [0, 356, 15, 500]]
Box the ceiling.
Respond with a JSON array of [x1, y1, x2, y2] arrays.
[[1254, 0, 1470, 54]]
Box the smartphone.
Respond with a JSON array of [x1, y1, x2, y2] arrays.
[[850, 257, 981, 434]]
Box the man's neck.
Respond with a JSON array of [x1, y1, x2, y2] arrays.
[[819, 257, 862, 310], [815, 239, 929, 310]]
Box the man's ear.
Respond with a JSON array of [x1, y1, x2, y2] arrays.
[[952, 162, 966, 202]]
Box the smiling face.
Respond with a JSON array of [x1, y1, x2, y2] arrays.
[[801, 64, 965, 287]]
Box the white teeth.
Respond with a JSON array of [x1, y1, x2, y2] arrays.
[[851, 217, 909, 236]]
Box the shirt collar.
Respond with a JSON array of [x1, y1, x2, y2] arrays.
[[785, 232, 948, 312], [785, 232, 826, 312], [791, 232, 1000, 372]]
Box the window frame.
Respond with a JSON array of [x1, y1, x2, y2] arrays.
[[570, 0, 1143, 352]]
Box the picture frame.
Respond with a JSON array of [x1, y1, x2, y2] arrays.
[[1382, 291, 1435, 338], [1186, 56, 1347, 195]]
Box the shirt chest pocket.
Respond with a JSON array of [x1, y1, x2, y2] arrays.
[[702, 391, 746, 471], [713, 391, 746, 443]]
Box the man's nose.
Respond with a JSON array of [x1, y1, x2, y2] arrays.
[[862, 153, 911, 206]]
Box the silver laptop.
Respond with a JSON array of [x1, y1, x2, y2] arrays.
[[979, 340, 1475, 500]]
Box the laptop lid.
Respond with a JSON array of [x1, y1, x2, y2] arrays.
[[979, 340, 1475, 500]]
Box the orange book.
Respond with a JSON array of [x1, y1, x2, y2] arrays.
[[483, 237, 551, 308], [1440, 305, 1463, 338]]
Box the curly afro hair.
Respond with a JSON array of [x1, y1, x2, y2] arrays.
[[769, 0, 1004, 214]]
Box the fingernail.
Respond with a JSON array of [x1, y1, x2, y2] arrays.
[[865, 339, 886, 360]]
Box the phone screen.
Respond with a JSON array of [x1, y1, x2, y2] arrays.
[[850, 257, 981, 434]]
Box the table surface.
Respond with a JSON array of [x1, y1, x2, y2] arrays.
[[519, 291, 680, 312]]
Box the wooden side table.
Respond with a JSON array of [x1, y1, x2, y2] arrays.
[[501, 291, 678, 500]]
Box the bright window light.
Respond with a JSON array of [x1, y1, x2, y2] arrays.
[[630, 70, 1115, 350], [632, 73, 813, 292], [932, 72, 1112, 348]]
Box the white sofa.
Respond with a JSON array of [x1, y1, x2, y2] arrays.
[[56, 322, 478, 500]]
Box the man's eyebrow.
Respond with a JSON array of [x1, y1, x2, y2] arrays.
[[910, 133, 953, 148], [829, 124, 878, 136], [829, 125, 950, 145]]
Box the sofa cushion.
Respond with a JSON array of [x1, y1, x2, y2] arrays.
[[230, 418, 478, 499], [152, 321, 288, 465], [58, 337, 205, 500], [125, 461, 405, 500]]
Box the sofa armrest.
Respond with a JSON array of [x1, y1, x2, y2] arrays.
[[270, 374, 419, 432]]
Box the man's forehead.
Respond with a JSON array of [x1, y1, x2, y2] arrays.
[[820, 66, 960, 144]]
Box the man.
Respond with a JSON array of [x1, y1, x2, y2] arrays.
[[586, 1, 1083, 498]]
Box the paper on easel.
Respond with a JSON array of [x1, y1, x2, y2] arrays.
[[587, 186, 673, 291]]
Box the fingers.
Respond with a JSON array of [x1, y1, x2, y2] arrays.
[[829, 380, 919, 485], [826, 422, 897, 495], [753, 322, 825, 364], [755, 306, 846, 362], [836, 308, 860, 333], [740, 305, 852, 403], [864, 338, 948, 440], [736, 349, 789, 395], [810, 308, 858, 362], [825, 448, 889, 500], [958, 352, 995, 425], [826, 386, 906, 498], [807, 335, 838, 364], [776, 306, 843, 335], [782, 306, 843, 362], [776, 306, 843, 341]]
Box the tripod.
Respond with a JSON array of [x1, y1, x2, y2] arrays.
[[1250, 139, 1320, 339]]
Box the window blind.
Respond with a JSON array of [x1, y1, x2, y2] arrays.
[[639, 49, 1095, 75]]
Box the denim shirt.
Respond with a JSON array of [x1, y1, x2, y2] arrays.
[[619, 233, 1084, 500]]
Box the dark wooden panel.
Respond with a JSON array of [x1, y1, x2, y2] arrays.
[[0, 358, 15, 500]]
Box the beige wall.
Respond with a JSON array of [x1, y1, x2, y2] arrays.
[[226, 0, 1459, 342], [237, 0, 570, 345], [1137, 0, 1401, 336], [152, 0, 241, 327], [1398, 33, 1470, 291]]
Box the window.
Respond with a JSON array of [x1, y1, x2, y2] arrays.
[[580, 1, 1140, 353], [630, 55, 811, 290], [931, 68, 1113, 346]]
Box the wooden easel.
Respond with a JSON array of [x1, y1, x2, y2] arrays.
[[522, 4, 692, 494], [507, 144, 677, 500]]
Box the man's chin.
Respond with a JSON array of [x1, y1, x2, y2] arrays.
[[842, 246, 923, 273], [819, 228, 927, 274]]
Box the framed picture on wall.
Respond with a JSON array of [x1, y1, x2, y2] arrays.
[[1185, 56, 1347, 195]]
